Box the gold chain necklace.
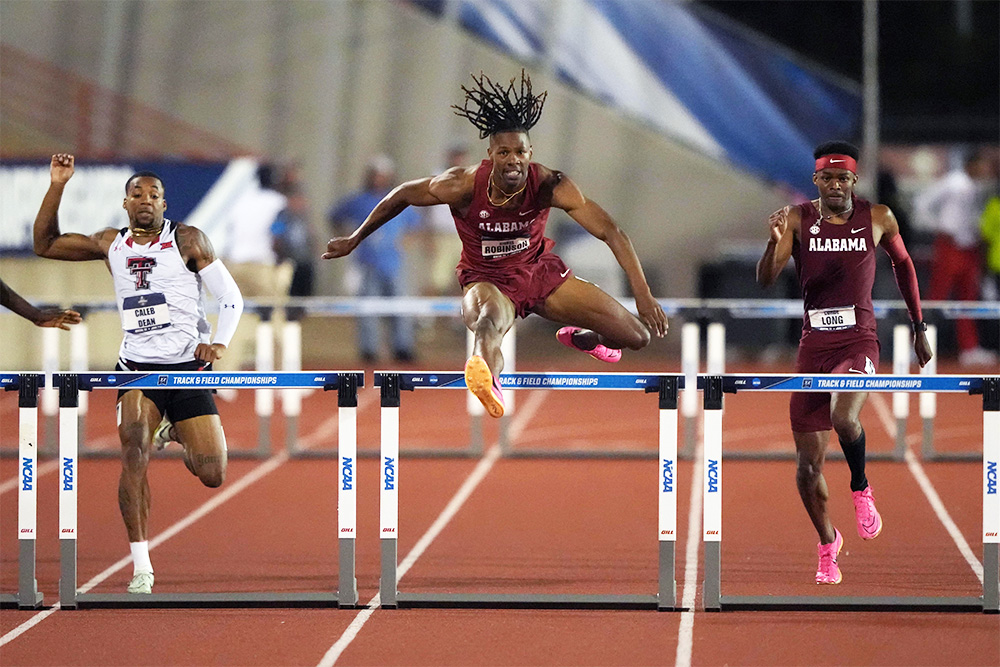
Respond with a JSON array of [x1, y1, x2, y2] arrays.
[[130, 224, 164, 241], [486, 164, 527, 207]]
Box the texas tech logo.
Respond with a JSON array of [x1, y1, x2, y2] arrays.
[[127, 257, 157, 289]]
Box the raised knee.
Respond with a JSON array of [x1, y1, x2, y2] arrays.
[[199, 468, 225, 488], [630, 324, 651, 350]]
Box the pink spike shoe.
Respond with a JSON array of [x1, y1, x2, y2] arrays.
[[852, 485, 883, 540], [464, 355, 505, 418], [815, 528, 844, 585], [555, 327, 622, 363]]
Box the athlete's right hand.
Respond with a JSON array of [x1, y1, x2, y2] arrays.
[[322, 236, 357, 260], [50, 154, 74, 185], [768, 208, 788, 243]]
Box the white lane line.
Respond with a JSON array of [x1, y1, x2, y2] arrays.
[[869, 393, 983, 582], [0, 402, 351, 647], [316, 391, 548, 667], [675, 416, 703, 667]]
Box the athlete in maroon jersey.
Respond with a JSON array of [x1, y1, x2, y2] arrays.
[[757, 141, 932, 585], [323, 71, 667, 417]]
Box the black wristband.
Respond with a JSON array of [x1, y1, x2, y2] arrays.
[[912, 320, 927, 332]]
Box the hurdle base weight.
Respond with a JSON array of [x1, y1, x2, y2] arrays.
[[394, 592, 663, 610], [718, 595, 985, 612], [68, 592, 344, 609], [0, 591, 43, 610]]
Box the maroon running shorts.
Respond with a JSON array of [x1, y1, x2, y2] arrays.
[[458, 250, 572, 319], [789, 335, 881, 432]]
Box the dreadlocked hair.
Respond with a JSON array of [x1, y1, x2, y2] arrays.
[[452, 70, 547, 140]]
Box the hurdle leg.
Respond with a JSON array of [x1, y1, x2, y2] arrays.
[[58, 375, 80, 609], [658, 377, 679, 610], [41, 327, 59, 455], [892, 324, 910, 460], [680, 322, 699, 460], [983, 378, 999, 613], [920, 325, 939, 460], [282, 320, 302, 455], [18, 374, 43, 609], [337, 373, 359, 607], [702, 376, 724, 611], [255, 317, 274, 456], [380, 374, 401, 608], [70, 320, 89, 448]]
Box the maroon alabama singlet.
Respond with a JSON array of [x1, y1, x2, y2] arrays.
[[789, 196, 881, 432], [453, 160, 572, 317], [792, 196, 879, 345]]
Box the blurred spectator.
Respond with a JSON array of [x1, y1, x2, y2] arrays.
[[271, 162, 316, 321], [221, 162, 291, 368], [981, 192, 1000, 354], [982, 194, 1000, 300], [422, 145, 468, 296], [914, 149, 996, 366], [877, 169, 912, 241], [328, 155, 422, 363], [224, 163, 292, 299]]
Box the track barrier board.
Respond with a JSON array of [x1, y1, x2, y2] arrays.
[[698, 373, 999, 613], [374, 371, 682, 610], [53, 371, 363, 609]]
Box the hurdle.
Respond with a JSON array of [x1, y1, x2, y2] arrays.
[[699, 373, 999, 612], [0, 373, 45, 609], [53, 370, 363, 609], [676, 300, 999, 462], [375, 370, 682, 610]]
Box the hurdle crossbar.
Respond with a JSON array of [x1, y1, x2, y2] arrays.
[[54, 370, 363, 609], [699, 373, 999, 613], [375, 371, 682, 610], [0, 373, 45, 609]]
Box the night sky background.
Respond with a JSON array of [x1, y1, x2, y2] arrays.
[[699, 0, 999, 144]]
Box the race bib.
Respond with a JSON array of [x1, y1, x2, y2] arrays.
[[808, 305, 856, 331], [482, 236, 530, 259], [122, 293, 171, 334]]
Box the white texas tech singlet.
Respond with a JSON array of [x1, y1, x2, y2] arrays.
[[108, 220, 210, 364]]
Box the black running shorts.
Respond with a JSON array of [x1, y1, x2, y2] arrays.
[[116, 358, 219, 422]]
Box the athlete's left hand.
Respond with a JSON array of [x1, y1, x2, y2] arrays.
[[195, 343, 226, 363], [913, 330, 933, 368], [636, 293, 668, 338]]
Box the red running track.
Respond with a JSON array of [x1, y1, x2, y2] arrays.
[[1, 359, 997, 666]]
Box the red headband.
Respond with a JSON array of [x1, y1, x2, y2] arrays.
[[815, 154, 857, 173]]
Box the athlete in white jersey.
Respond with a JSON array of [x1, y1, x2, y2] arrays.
[[33, 154, 244, 594]]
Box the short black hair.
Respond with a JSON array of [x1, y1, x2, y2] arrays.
[[813, 141, 859, 160], [125, 170, 163, 193], [452, 70, 547, 140]]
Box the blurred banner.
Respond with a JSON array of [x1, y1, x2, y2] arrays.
[[0, 160, 235, 254]]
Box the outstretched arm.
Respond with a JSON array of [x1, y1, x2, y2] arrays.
[[551, 174, 667, 338], [33, 154, 115, 260], [875, 205, 932, 367], [323, 168, 472, 260], [0, 279, 82, 330], [756, 206, 798, 287]]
